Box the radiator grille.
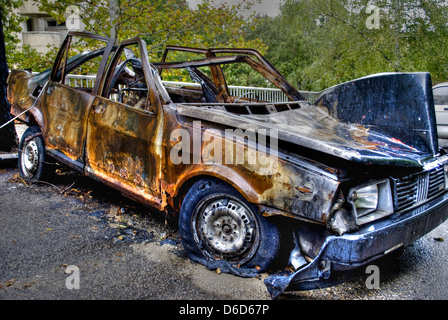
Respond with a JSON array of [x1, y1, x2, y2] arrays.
[[393, 166, 445, 212]]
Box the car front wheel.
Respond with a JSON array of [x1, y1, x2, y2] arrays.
[[179, 178, 281, 273]]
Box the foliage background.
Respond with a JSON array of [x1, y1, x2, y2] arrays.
[[2, 0, 448, 91], [248, 0, 448, 91]]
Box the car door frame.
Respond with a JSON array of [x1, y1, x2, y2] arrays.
[[50, 31, 115, 97], [84, 36, 167, 209], [42, 32, 114, 171]]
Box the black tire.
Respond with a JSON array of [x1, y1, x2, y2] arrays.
[[18, 126, 47, 182], [179, 178, 281, 273]]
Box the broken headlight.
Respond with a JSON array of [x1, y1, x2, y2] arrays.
[[352, 184, 378, 216], [349, 180, 394, 225]]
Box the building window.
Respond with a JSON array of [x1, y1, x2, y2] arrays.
[[46, 20, 66, 29], [26, 18, 33, 32]]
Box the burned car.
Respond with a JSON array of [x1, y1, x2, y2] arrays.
[[7, 32, 448, 297]]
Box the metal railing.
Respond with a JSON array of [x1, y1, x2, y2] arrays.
[[65, 74, 96, 88], [65, 76, 320, 104]]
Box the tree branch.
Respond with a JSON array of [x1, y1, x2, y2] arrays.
[[312, 3, 399, 71]]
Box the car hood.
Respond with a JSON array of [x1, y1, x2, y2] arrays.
[[176, 72, 438, 168]]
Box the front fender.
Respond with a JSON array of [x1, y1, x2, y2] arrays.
[[7, 69, 49, 130], [170, 164, 262, 206], [170, 158, 340, 224]]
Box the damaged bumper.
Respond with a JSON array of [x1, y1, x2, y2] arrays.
[[265, 190, 448, 298]]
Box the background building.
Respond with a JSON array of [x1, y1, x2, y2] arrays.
[[16, 1, 83, 54]]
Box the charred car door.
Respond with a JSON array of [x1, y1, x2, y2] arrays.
[[85, 38, 165, 209], [41, 32, 114, 170]]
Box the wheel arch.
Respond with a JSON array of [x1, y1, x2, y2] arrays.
[[171, 167, 261, 215], [26, 107, 44, 130], [10, 102, 44, 133]]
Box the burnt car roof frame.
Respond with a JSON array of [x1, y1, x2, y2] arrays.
[[157, 45, 306, 102], [50, 31, 115, 96], [100, 36, 167, 114]]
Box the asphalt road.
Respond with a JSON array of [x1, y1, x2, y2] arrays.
[[1, 161, 447, 302]]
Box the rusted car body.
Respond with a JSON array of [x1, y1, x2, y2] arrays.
[[7, 32, 448, 297]]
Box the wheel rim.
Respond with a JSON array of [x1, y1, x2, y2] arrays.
[[21, 139, 39, 178], [192, 194, 260, 264]]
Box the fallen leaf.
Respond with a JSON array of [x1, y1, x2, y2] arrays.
[[6, 279, 15, 287], [23, 283, 33, 289]]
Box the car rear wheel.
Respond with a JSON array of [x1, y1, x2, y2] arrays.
[[18, 126, 47, 182], [179, 178, 281, 273]]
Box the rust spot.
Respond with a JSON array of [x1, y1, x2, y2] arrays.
[[161, 179, 176, 198], [325, 167, 338, 174], [134, 174, 145, 192], [119, 167, 129, 180], [296, 187, 312, 194], [320, 213, 328, 223], [107, 162, 115, 173], [350, 125, 380, 150]]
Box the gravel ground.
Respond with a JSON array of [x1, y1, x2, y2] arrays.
[[0, 161, 447, 303]]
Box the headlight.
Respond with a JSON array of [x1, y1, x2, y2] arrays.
[[349, 180, 394, 225], [352, 184, 378, 217]]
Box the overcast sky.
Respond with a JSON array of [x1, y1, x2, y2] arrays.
[[186, 0, 283, 17]]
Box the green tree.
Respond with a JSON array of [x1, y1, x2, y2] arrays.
[[1, 0, 57, 71], [249, 0, 448, 91], [3, 0, 265, 72], [37, 0, 266, 59]]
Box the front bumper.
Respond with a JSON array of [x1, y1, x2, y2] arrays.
[[264, 191, 448, 298]]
